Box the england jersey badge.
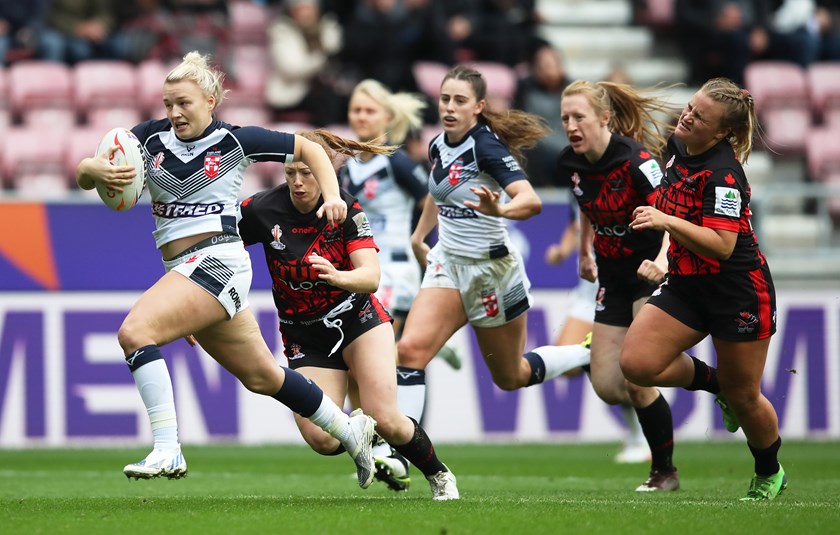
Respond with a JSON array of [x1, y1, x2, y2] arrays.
[[204, 150, 221, 179]]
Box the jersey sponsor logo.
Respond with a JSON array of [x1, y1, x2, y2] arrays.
[[592, 223, 632, 237], [292, 227, 317, 234], [502, 155, 521, 172], [571, 172, 583, 196], [638, 159, 663, 188], [153, 201, 224, 218], [448, 159, 463, 185], [181, 144, 196, 157], [481, 289, 499, 317], [227, 287, 242, 311], [280, 278, 328, 291], [714, 187, 741, 217], [150, 152, 165, 177], [353, 212, 373, 237], [438, 204, 477, 219], [270, 224, 286, 250], [204, 150, 222, 179], [736, 311, 758, 333], [288, 343, 305, 360]]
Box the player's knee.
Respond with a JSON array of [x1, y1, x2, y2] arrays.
[[491, 373, 524, 391], [619, 350, 652, 386], [368, 411, 404, 443], [303, 430, 341, 455], [117, 319, 147, 354], [238, 368, 280, 395], [396, 336, 427, 368]]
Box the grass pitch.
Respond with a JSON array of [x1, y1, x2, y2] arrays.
[[1, 441, 837, 535]]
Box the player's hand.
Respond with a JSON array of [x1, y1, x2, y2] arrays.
[[411, 239, 431, 268], [90, 146, 135, 192], [308, 252, 342, 286], [579, 255, 597, 283], [463, 185, 501, 216], [637, 258, 666, 284], [317, 196, 347, 225], [630, 206, 669, 232], [184, 334, 197, 347]]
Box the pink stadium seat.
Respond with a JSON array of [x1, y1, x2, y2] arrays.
[[639, 0, 675, 27], [217, 104, 271, 127], [229, 1, 269, 46], [0, 67, 6, 106], [421, 124, 440, 149], [21, 108, 77, 130], [74, 61, 139, 120], [761, 107, 811, 155], [65, 127, 107, 182], [744, 61, 809, 115], [470, 61, 518, 110], [323, 123, 355, 140], [9, 61, 73, 119], [2, 127, 67, 189], [806, 127, 840, 180], [412, 61, 449, 100], [87, 107, 144, 130], [137, 59, 170, 118], [229, 45, 269, 106], [807, 62, 840, 121]]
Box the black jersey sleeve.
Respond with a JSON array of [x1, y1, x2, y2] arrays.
[[237, 193, 263, 246], [390, 149, 429, 202], [702, 168, 747, 232], [629, 148, 665, 204], [474, 129, 526, 188]]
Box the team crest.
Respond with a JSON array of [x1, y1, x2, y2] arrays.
[[358, 302, 374, 323], [571, 172, 583, 197], [481, 289, 499, 317], [448, 159, 463, 186], [150, 152, 165, 177], [363, 178, 378, 199], [736, 311, 758, 333], [270, 224, 286, 250], [289, 343, 305, 360], [204, 150, 222, 179]]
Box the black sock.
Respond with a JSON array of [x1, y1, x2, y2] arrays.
[[686, 356, 720, 394], [749, 436, 782, 476], [391, 418, 446, 477], [635, 393, 676, 472], [272, 368, 323, 417], [523, 352, 546, 386]]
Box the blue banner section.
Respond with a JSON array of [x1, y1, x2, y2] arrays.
[[0, 201, 576, 291]]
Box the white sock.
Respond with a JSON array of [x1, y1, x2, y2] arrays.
[[397, 382, 426, 423], [132, 359, 179, 450], [529, 344, 591, 381], [622, 405, 646, 447], [309, 396, 350, 442]]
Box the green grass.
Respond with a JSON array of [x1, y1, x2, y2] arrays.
[[1, 441, 838, 535]]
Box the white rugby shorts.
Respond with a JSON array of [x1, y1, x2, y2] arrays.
[[568, 278, 598, 322], [422, 244, 532, 327], [376, 259, 421, 315], [163, 241, 252, 318]]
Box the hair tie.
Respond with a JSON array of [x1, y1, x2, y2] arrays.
[[741, 89, 750, 97]]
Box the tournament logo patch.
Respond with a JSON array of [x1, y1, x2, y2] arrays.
[[571, 172, 583, 197], [150, 152, 165, 177], [204, 150, 222, 179], [595, 287, 606, 312], [714, 187, 741, 217], [638, 159, 663, 188], [289, 343, 305, 360], [270, 224, 286, 250], [352, 212, 373, 237], [448, 158, 463, 186], [735, 311, 758, 334], [481, 289, 499, 317]]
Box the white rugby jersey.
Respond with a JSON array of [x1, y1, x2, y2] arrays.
[[340, 149, 427, 257], [132, 118, 295, 249], [428, 124, 526, 259]]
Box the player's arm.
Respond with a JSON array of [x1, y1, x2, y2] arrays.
[[579, 211, 597, 282], [294, 135, 347, 224], [308, 248, 380, 294], [630, 206, 737, 259], [411, 194, 439, 267], [76, 147, 135, 191]]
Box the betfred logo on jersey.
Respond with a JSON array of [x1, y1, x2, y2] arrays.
[[204, 150, 222, 179]]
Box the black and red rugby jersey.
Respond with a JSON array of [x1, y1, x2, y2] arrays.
[[238, 185, 378, 320], [558, 134, 664, 260], [657, 136, 766, 275]]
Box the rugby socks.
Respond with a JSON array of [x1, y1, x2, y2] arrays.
[[621, 404, 647, 448], [635, 392, 676, 472], [525, 343, 591, 385], [273, 368, 352, 442], [396, 366, 427, 422], [126, 345, 179, 451], [391, 418, 447, 477], [749, 436, 782, 476], [686, 355, 720, 394]]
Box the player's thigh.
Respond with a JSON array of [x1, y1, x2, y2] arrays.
[[623, 302, 706, 374], [398, 287, 466, 365], [344, 324, 403, 426], [473, 313, 528, 379], [194, 309, 278, 386], [554, 316, 593, 346], [713, 337, 771, 395]]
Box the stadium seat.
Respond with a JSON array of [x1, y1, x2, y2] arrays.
[[744, 61, 809, 116], [65, 127, 107, 183], [323, 123, 356, 140], [137, 59, 170, 118], [807, 62, 840, 123], [470, 61, 518, 110], [229, 1, 269, 46], [9, 61, 73, 120], [806, 127, 840, 181], [21, 108, 77, 130], [638, 0, 675, 28], [761, 107, 811, 155], [217, 105, 272, 128], [2, 127, 67, 190], [412, 61, 450, 101], [74, 60, 139, 122], [87, 107, 144, 130], [229, 45, 269, 106]]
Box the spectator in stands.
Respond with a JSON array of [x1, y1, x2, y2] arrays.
[[0, 2, 48, 65], [265, 0, 344, 126], [622, 78, 786, 501], [110, 0, 163, 64], [473, 0, 539, 67], [513, 39, 570, 187], [341, 0, 422, 93], [156, 1, 229, 63], [816, 0, 840, 59], [406, 0, 482, 65], [38, 0, 123, 64], [675, 0, 821, 86]]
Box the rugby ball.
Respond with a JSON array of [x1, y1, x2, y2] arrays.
[[95, 127, 147, 212]]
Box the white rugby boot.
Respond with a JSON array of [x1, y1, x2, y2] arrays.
[[124, 447, 187, 480], [426, 465, 459, 500], [343, 409, 376, 489]]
